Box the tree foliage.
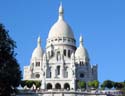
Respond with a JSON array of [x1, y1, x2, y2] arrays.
[[102, 80, 114, 89], [78, 81, 86, 89], [88, 80, 99, 89], [21, 80, 41, 90], [26, 80, 34, 88], [0, 24, 22, 96], [34, 81, 41, 89], [114, 82, 124, 89], [21, 80, 27, 88], [100, 84, 105, 90]]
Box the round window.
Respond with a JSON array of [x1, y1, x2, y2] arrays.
[[80, 73, 84, 78], [36, 74, 40, 78]]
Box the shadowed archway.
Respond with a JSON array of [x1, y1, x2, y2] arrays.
[[47, 83, 52, 89], [55, 83, 61, 89], [64, 83, 70, 90]]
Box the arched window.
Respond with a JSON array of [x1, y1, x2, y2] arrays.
[[36, 62, 40, 67], [51, 50, 54, 57], [57, 66, 60, 75], [47, 83, 52, 89], [68, 50, 71, 58], [63, 49, 66, 56], [64, 67, 68, 78], [49, 67, 52, 78], [55, 83, 61, 89], [80, 61, 84, 66], [64, 83, 70, 90], [57, 51, 61, 61]]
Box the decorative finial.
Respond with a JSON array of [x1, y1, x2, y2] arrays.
[[79, 35, 83, 47], [58, 1, 64, 20], [37, 36, 41, 46]]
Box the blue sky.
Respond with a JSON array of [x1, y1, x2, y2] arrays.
[[0, 0, 125, 82]]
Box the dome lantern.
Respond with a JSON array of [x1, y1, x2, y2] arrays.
[[79, 35, 83, 47], [37, 36, 41, 47], [58, 2, 64, 20]]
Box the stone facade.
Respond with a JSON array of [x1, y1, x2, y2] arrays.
[[24, 3, 98, 90]]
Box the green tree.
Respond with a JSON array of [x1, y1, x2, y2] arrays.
[[34, 81, 41, 89], [26, 80, 34, 89], [88, 80, 99, 89], [21, 80, 27, 88], [88, 81, 94, 88], [93, 80, 99, 89], [78, 81, 86, 90], [114, 82, 124, 90], [0, 24, 22, 96], [100, 84, 105, 90], [103, 80, 114, 89]]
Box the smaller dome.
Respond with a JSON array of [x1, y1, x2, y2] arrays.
[[31, 36, 43, 59], [75, 46, 88, 59], [75, 36, 89, 60]]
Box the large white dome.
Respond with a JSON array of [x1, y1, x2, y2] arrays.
[[31, 37, 43, 59], [48, 3, 74, 39], [48, 20, 74, 39]]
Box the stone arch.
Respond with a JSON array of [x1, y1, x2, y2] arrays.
[[64, 83, 70, 90], [47, 83, 52, 89], [55, 83, 61, 89]]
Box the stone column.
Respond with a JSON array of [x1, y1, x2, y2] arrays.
[[71, 79, 76, 90], [60, 66, 64, 79], [52, 66, 56, 78]]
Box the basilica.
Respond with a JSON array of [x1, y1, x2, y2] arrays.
[[24, 3, 98, 90]]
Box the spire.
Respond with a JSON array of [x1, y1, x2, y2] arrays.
[[58, 2, 64, 20], [37, 36, 41, 47], [79, 35, 83, 47]]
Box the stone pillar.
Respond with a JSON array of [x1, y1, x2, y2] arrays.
[[41, 78, 45, 89], [71, 79, 76, 90], [52, 66, 56, 78], [60, 66, 64, 79]]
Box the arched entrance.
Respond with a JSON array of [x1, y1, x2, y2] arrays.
[[47, 83, 52, 89], [64, 83, 70, 90], [55, 83, 61, 89]]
